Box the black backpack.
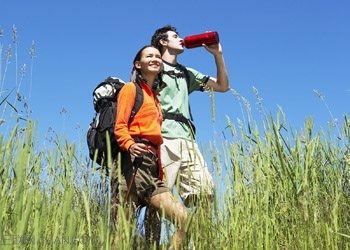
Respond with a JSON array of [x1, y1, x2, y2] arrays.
[[87, 76, 143, 166]]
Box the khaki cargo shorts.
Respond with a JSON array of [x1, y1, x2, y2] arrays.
[[161, 137, 215, 207]]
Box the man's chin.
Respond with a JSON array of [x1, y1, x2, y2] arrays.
[[178, 48, 185, 54]]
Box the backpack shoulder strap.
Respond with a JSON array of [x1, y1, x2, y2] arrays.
[[128, 81, 143, 125], [162, 63, 190, 92], [177, 63, 194, 121], [177, 63, 190, 93], [162, 63, 194, 123]]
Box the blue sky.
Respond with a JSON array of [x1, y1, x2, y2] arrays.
[[1, 0, 349, 166]]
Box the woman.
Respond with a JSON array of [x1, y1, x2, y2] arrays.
[[113, 45, 188, 249]]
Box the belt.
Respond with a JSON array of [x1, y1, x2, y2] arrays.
[[146, 148, 158, 162], [147, 145, 157, 156], [133, 137, 158, 149], [133, 137, 159, 161]]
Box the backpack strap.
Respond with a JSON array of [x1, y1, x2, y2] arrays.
[[162, 112, 196, 138], [177, 63, 190, 92], [177, 64, 194, 122], [162, 63, 190, 92], [162, 64, 196, 137], [162, 63, 194, 121], [130, 81, 143, 125]]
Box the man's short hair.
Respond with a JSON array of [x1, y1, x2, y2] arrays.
[[151, 25, 178, 54]]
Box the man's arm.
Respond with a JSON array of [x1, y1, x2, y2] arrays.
[[204, 43, 230, 93]]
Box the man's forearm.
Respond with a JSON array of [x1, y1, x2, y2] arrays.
[[214, 54, 230, 92]]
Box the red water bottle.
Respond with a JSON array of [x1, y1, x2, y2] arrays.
[[182, 31, 220, 49]]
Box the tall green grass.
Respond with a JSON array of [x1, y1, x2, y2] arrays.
[[204, 89, 350, 249], [1, 26, 350, 249], [1, 111, 349, 249]]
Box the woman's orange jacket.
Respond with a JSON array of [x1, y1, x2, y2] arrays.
[[114, 81, 164, 179]]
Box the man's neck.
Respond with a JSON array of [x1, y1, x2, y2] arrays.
[[162, 51, 177, 65]]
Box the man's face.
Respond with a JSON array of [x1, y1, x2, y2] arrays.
[[165, 31, 184, 53]]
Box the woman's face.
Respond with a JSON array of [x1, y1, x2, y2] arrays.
[[135, 47, 162, 75]]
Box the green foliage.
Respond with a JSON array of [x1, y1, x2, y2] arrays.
[[1, 111, 349, 249], [1, 25, 350, 250], [214, 113, 350, 249]]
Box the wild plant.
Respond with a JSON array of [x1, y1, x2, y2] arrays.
[[1, 25, 350, 250]]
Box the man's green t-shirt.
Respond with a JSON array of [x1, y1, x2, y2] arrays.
[[156, 60, 209, 140]]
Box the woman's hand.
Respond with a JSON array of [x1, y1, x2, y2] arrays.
[[128, 143, 148, 158]]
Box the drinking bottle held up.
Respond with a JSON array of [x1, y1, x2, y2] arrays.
[[182, 31, 220, 49]]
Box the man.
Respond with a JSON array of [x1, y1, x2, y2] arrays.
[[145, 25, 229, 247]]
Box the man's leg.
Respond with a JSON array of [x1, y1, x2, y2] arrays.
[[178, 139, 215, 208]]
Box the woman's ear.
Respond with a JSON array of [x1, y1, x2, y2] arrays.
[[134, 61, 141, 69]]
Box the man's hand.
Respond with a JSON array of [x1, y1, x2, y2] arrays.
[[203, 42, 223, 55]]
